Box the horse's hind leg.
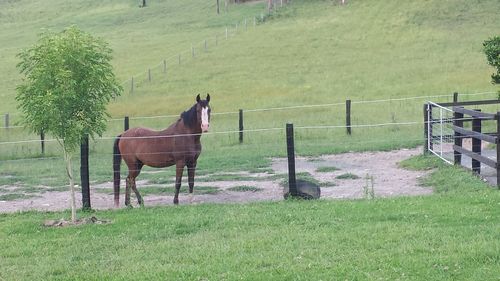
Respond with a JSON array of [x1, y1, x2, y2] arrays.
[[131, 162, 144, 206], [125, 176, 133, 207], [126, 162, 143, 207]]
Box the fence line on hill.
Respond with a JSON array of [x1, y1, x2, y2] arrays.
[[0, 0, 290, 122], [2, 91, 496, 129], [121, 0, 289, 95]]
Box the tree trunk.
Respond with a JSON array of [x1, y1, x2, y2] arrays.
[[63, 147, 77, 223], [217, 0, 220, 14]]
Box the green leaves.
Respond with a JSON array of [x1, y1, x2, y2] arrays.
[[483, 36, 500, 85], [16, 26, 123, 153]]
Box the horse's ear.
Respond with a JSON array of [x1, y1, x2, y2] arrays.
[[196, 94, 201, 103], [206, 94, 210, 103]]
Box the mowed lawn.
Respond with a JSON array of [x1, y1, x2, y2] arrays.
[[0, 156, 499, 280]]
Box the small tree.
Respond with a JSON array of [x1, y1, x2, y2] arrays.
[[16, 26, 122, 223], [483, 36, 500, 85]]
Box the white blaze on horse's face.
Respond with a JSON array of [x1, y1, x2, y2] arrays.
[[201, 106, 210, 132]]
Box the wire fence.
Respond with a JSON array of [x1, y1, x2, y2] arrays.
[[0, 0, 289, 123], [117, 0, 288, 94], [2, 91, 499, 165], [1, 91, 497, 129], [1, 112, 497, 211]]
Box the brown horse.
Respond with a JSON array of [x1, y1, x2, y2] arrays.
[[113, 94, 211, 207]]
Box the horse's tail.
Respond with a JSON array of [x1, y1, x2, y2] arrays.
[[113, 135, 122, 207]]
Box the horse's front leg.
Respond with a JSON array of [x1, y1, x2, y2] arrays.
[[173, 161, 185, 205], [187, 162, 196, 204]]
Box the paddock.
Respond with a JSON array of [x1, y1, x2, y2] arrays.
[[0, 147, 431, 213]]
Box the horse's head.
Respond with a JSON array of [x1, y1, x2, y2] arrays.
[[196, 94, 211, 132]]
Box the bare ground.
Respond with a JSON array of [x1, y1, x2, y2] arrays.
[[0, 148, 432, 213]]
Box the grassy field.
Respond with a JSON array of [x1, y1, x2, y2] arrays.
[[1, 156, 499, 280], [0, 2, 500, 279], [1, 0, 499, 191], [1, 0, 499, 117]]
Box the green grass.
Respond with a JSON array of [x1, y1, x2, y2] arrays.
[[315, 166, 340, 173], [226, 185, 263, 192], [399, 153, 446, 171], [1, 2, 500, 278], [1, 0, 499, 191], [1, 156, 499, 280], [1, 0, 499, 141], [336, 172, 360, 180]]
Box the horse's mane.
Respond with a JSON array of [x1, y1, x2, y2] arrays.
[[180, 104, 198, 128]]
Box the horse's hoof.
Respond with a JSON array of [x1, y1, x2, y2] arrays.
[[126, 204, 134, 209]]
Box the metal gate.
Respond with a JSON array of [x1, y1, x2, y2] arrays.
[[426, 101, 454, 164]]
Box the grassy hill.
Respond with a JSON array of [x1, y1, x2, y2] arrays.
[[1, 0, 498, 117]]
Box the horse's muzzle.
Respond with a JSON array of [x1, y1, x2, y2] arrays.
[[201, 124, 209, 132]]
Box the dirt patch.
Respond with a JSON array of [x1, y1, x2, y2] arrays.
[[0, 148, 432, 213]]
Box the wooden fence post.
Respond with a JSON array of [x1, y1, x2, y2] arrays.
[[429, 105, 434, 151], [163, 60, 167, 73], [453, 92, 458, 103], [471, 109, 481, 174], [148, 69, 151, 82], [80, 134, 91, 210], [204, 39, 207, 52], [239, 109, 244, 143], [496, 112, 500, 189], [453, 109, 464, 165], [423, 104, 429, 153], [286, 123, 297, 197], [124, 116, 129, 131], [192, 44, 195, 58], [4, 113, 8, 129], [178, 54, 181, 65], [346, 99, 351, 135], [131, 77, 134, 93]]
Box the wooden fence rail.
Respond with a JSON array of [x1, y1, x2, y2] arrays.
[[427, 96, 500, 189], [452, 106, 500, 188]]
